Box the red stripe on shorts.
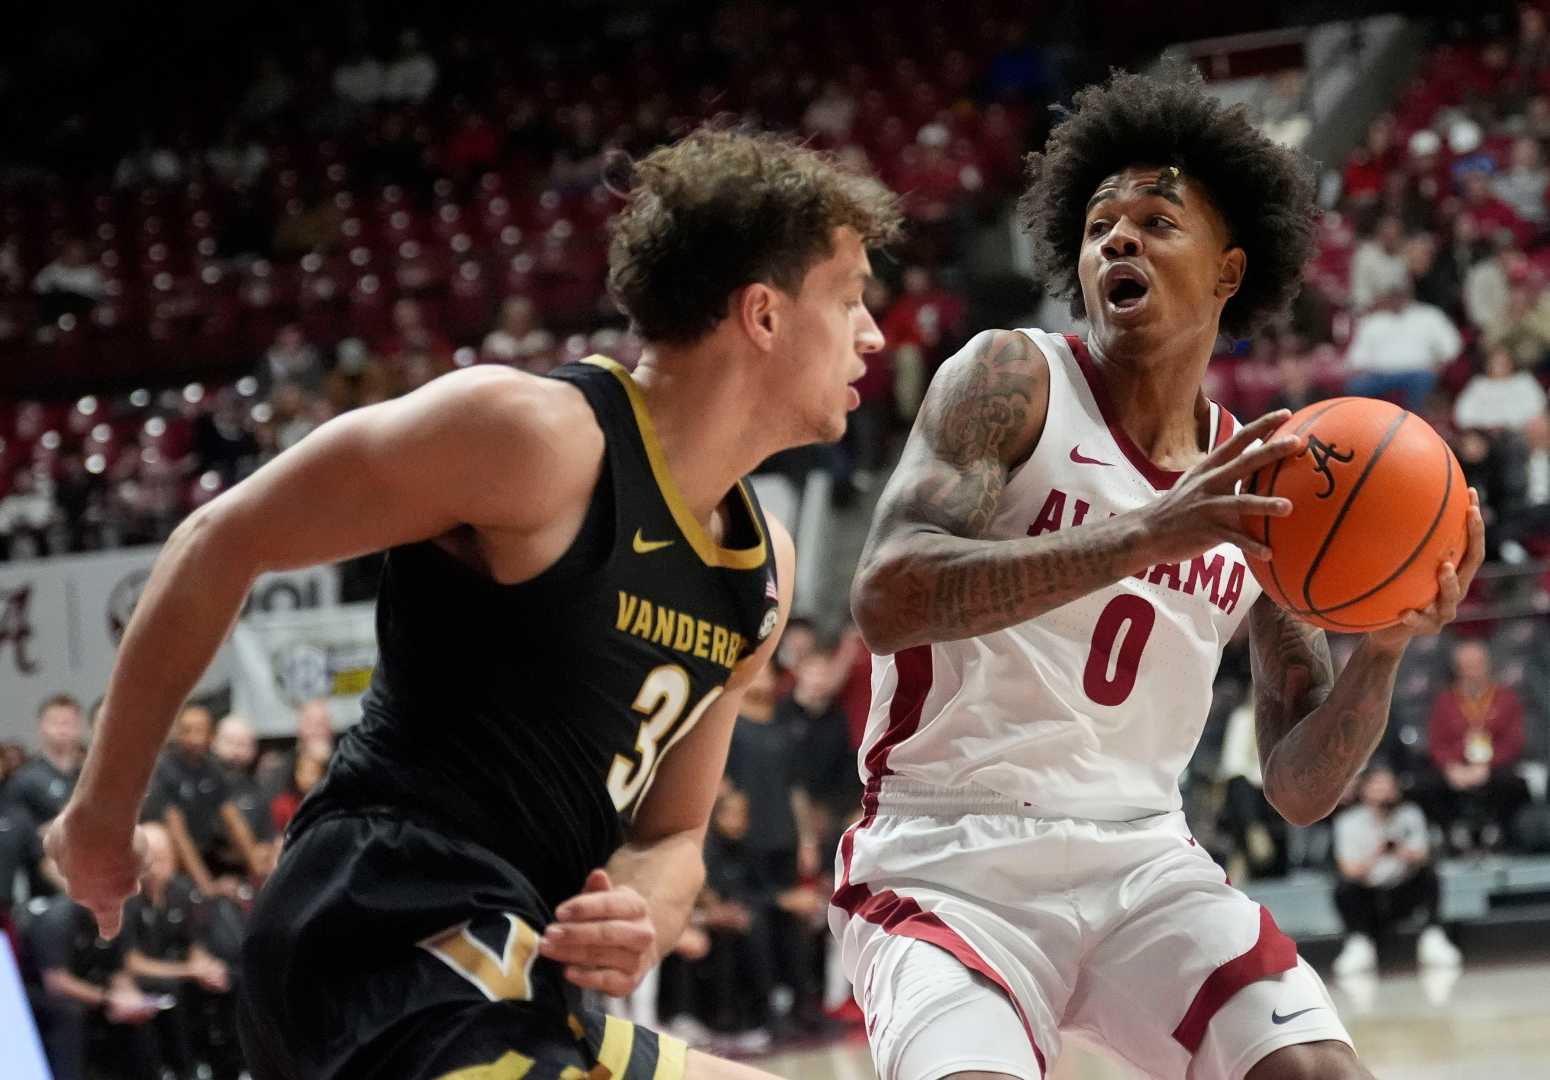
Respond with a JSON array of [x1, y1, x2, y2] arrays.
[[1171, 903, 1299, 1054], [860, 644, 934, 813]]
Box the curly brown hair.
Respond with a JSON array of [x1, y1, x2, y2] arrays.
[[1019, 68, 1318, 340], [607, 127, 903, 345]]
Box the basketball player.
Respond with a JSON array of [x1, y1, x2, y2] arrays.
[[45, 128, 902, 1080], [834, 71, 1485, 1080]]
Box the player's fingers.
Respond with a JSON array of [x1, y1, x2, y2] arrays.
[[581, 868, 612, 894], [554, 889, 647, 923], [1224, 494, 1294, 519], [1458, 493, 1486, 583], [540, 941, 643, 971], [1203, 409, 1291, 468], [1207, 524, 1272, 561], [542, 918, 654, 951], [1214, 433, 1305, 487]]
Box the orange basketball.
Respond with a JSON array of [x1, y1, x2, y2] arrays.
[[1240, 397, 1469, 632]]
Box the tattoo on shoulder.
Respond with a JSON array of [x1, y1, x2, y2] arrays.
[[900, 331, 1044, 537]]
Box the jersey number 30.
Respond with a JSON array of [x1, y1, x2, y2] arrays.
[[607, 665, 723, 813], [1082, 595, 1157, 706]]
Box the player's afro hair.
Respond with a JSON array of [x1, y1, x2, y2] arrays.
[[1018, 68, 1318, 340]]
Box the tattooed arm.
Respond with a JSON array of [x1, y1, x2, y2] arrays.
[[1250, 599, 1379, 827], [850, 330, 1299, 654], [1251, 489, 1488, 826]]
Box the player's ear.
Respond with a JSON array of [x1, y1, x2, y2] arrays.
[[1216, 247, 1246, 300], [737, 283, 779, 351]]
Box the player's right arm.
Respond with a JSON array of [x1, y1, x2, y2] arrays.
[[47, 366, 602, 935], [851, 329, 1302, 654]]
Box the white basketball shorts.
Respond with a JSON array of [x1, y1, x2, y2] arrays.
[[829, 780, 1352, 1080]]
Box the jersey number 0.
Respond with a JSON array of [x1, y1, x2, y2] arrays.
[[607, 664, 723, 813], [1082, 595, 1157, 706]]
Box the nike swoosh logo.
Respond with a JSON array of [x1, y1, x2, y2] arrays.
[[632, 529, 675, 554], [1069, 445, 1114, 467], [1271, 1006, 1324, 1025]]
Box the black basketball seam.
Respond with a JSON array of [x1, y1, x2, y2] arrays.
[[1313, 434, 1455, 615], [1299, 409, 1409, 616], [1262, 399, 1348, 610]]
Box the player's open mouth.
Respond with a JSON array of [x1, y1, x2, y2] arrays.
[[1102, 264, 1150, 317]]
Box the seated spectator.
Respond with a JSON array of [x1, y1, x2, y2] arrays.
[[1344, 282, 1462, 410], [1460, 225, 1509, 334], [1415, 641, 1533, 851], [143, 705, 266, 899], [121, 823, 235, 1078], [1492, 137, 1550, 230], [0, 805, 44, 924], [211, 714, 276, 878], [262, 324, 324, 392], [23, 894, 161, 1080], [259, 698, 336, 799], [1331, 764, 1459, 975], [0, 468, 60, 558], [1458, 167, 1533, 250], [698, 787, 776, 1048], [1216, 698, 1287, 880], [383, 29, 438, 104], [1348, 215, 1409, 312], [4, 694, 84, 832], [480, 296, 550, 368], [31, 240, 106, 324], [1482, 273, 1550, 373], [1499, 411, 1550, 563], [1453, 345, 1548, 432], [269, 744, 327, 834]]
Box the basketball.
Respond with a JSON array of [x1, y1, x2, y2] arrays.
[[1240, 398, 1469, 632]]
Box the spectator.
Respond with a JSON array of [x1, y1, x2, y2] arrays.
[[1462, 232, 1513, 334], [1344, 282, 1462, 410], [379, 297, 452, 367], [0, 236, 25, 292], [212, 713, 276, 877], [205, 123, 269, 188], [269, 744, 327, 834], [776, 647, 859, 868], [1216, 698, 1287, 880], [0, 468, 59, 557], [1458, 167, 1533, 249], [1500, 411, 1550, 563], [192, 390, 260, 484], [143, 705, 266, 898], [262, 323, 324, 392], [333, 46, 386, 107], [1453, 345, 1549, 432], [382, 29, 438, 104], [1348, 215, 1410, 312], [23, 894, 161, 1080], [121, 823, 234, 1078], [698, 787, 776, 1047], [1331, 764, 1459, 975], [1482, 271, 1550, 372], [0, 804, 44, 921], [259, 697, 336, 797], [1342, 116, 1399, 205], [1266, 344, 1324, 415], [3, 693, 84, 830], [1415, 641, 1533, 851], [31, 240, 106, 324], [801, 81, 857, 142], [1492, 137, 1550, 230], [722, 663, 823, 1028], [480, 296, 550, 367]]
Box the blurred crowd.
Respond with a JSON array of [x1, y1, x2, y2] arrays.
[[5, 607, 1550, 1073]]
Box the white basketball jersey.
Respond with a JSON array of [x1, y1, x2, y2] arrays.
[[858, 329, 1262, 819]]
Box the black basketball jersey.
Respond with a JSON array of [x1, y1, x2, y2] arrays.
[[293, 357, 779, 911]]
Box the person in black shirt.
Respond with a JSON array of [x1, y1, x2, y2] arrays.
[[23, 896, 160, 1080], [0, 808, 45, 919], [211, 713, 277, 877], [47, 127, 900, 1080], [143, 705, 266, 900], [122, 823, 235, 1079], [3, 694, 85, 831]]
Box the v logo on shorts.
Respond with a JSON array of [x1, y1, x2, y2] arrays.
[[1270, 1006, 1323, 1025]]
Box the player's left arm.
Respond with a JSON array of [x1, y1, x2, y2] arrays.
[[538, 516, 796, 995], [1252, 489, 1485, 826]]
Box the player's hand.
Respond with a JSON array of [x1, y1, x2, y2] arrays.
[[539, 869, 657, 996], [1366, 488, 1485, 652], [1138, 409, 1303, 564], [43, 805, 150, 940]]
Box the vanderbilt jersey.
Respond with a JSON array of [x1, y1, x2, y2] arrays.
[[858, 329, 1261, 820], [294, 356, 779, 910]]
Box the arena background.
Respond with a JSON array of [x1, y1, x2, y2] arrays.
[[2, 1, 1549, 1077]]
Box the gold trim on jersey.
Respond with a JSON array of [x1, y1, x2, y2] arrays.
[[584, 355, 767, 570], [433, 1050, 534, 1079]]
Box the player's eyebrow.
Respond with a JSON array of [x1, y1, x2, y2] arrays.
[[1086, 176, 1186, 215]]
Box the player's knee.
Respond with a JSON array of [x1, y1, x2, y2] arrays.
[[1245, 1040, 1372, 1080]]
